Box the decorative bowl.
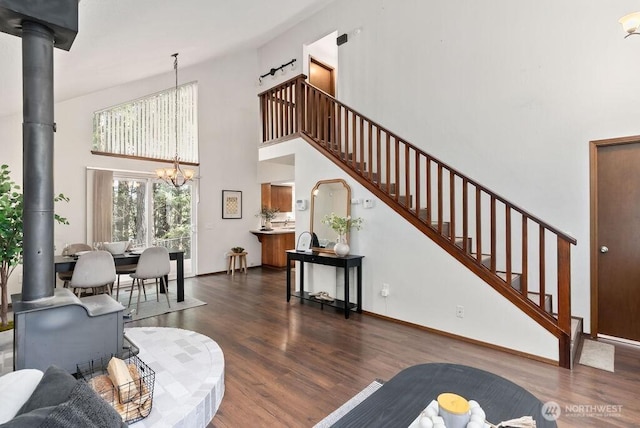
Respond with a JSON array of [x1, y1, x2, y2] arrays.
[[102, 241, 128, 255], [231, 247, 244, 253]]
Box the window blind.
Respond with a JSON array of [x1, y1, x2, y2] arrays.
[[92, 82, 198, 163]]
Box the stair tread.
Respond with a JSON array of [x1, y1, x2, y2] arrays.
[[496, 271, 521, 280]]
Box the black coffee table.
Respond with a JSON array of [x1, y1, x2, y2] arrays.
[[332, 363, 557, 427]]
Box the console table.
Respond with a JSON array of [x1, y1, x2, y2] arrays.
[[286, 250, 363, 319]]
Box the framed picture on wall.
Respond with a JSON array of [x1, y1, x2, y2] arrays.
[[222, 190, 242, 219], [296, 231, 313, 252]]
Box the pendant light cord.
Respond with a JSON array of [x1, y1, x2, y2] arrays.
[[172, 53, 179, 159]]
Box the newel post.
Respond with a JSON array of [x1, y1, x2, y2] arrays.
[[557, 237, 572, 368], [295, 75, 306, 135], [259, 89, 267, 143]]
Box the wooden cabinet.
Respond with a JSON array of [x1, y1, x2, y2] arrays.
[[261, 183, 292, 212], [261, 183, 271, 209], [251, 231, 295, 268], [271, 185, 292, 212]]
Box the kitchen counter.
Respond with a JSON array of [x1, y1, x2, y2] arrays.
[[250, 228, 295, 235], [251, 229, 295, 268]]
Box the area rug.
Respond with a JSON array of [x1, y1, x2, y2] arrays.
[[579, 339, 615, 372], [116, 290, 206, 322], [314, 380, 383, 428]]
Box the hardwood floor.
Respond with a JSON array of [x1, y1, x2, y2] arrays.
[[129, 268, 640, 427]]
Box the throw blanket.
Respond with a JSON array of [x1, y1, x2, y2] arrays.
[[40, 381, 125, 428]]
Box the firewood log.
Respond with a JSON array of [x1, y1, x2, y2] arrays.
[[107, 357, 139, 403]]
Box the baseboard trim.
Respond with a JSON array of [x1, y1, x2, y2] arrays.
[[362, 310, 558, 366], [598, 334, 640, 348]]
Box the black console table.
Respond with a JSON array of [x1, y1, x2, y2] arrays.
[[286, 250, 364, 319]]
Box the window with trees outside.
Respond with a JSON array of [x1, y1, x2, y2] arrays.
[[111, 175, 195, 276]]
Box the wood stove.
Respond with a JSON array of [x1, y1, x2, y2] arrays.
[[12, 288, 125, 374]]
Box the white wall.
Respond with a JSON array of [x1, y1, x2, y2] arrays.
[[1, 49, 262, 297], [303, 30, 338, 91], [257, 0, 640, 339], [261, 138, 558, 361]]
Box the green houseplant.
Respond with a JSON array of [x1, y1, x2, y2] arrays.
[[321, 213, 363, 257], [0, 165, 69, 329], [257, 206, 279, 230], [321, 213, 364, 236]]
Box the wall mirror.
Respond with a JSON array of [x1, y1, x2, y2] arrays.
[[310, 179, 351, 253]]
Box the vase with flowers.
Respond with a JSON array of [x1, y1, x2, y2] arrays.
[[322, 212, 363, 257], [257, 206, 279, 230]]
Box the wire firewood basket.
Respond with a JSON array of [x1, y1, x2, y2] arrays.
[[76, 352, 155, 424]]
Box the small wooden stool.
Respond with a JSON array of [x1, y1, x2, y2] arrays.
[[227, 251, 248, 276]]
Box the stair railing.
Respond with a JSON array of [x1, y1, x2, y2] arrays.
[[258, 75, 577, 368]]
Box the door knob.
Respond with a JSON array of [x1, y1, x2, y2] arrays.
[[600, 246, 609, 253]]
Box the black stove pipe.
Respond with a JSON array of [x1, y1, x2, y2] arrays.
[[0, 0, 78, 302], [21, 20, 55, 302]]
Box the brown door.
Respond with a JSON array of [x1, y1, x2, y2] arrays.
[[309, 57, 335, 96], [592, 137, 640, 341], [308, 57, 335, 143]]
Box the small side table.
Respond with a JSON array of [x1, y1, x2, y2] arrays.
[[227, 251, 248, 276]]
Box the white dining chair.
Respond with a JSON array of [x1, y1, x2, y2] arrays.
[[57, 243, 93, 288], [69, 250, 116, 297], [128, 246, 171, 313]]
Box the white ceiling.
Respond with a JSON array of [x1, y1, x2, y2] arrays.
[[0, 0, 335, 118]]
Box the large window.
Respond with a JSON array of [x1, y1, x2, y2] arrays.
[[112, 175, 195, 272], [92, 82, 199, 164]]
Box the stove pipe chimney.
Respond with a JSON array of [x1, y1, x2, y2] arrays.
[[0, 0, 78, 301]]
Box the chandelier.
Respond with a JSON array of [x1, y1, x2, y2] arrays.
[[619, 12, 640, 37], [155, 53, 195, 187]]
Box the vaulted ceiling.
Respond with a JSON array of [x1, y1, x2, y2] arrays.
[[0, 0, 335, 118]]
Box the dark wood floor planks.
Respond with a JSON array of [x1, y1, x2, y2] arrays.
[[128, 268, 640, 427]]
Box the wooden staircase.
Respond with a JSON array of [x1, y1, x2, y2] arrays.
[[258, 75, 578, 368]]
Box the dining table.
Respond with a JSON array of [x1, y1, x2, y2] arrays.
[[54, 249, 185, 302]]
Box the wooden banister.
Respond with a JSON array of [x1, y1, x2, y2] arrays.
[[259, 75, 576, 368]]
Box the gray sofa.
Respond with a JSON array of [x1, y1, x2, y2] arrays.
[[0, 366, 125, 428]]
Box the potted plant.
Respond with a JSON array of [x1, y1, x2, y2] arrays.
[[0, 165, 69, 330], [257, 206, 279, 230], [322, 212, 363, 256]]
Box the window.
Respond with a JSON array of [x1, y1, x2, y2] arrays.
[[112, 176, 193, 257], [111, 174, 195, 274], [92, 82, 199, 164]]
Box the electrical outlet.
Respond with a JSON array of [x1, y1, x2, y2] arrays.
[[456, 305, 464, 318], [381, 283, 390, 297]]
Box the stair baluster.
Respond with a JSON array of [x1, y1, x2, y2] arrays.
[[259, 75, 577, 368]]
